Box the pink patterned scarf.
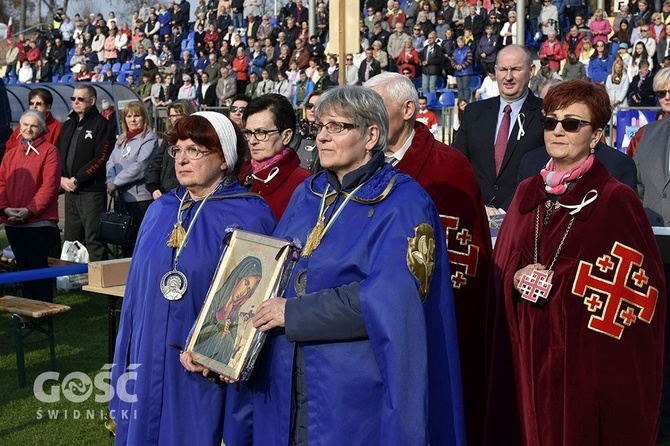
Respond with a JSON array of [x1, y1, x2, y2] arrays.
[[251, 146, 292, 173], [540, 153, 595, 195]]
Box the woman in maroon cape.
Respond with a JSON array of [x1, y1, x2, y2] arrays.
[[486, 80, 666, 446]]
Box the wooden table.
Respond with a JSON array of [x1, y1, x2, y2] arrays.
[[82, 285, 126, 362]]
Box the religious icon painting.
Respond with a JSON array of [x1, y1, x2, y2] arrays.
[[185, 230, 299, 381]]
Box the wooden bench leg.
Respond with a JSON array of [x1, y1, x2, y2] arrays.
[[11, 314, 27, 388]]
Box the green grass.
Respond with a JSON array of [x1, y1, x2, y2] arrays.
[[0, 291, 115, 446]]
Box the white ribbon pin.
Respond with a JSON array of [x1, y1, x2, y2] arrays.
[[85, 130, 93, 139]]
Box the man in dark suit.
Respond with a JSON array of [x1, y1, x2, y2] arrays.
[[197, 72, 218, 106], [453, 44, 545, 211], [464, 5, 484, 41], [517, 142, 638, 190]]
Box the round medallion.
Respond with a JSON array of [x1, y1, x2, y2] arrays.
[[160, 270, 188, 301]]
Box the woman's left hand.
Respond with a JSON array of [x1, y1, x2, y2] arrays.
[[252, 297, 287, 331]]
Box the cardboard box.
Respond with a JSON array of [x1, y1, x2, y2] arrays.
[[87, 258, 132, 288]]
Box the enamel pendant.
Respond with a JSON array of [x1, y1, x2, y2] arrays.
[[519, 269, 553, 303], [160, 270, 188, 301]]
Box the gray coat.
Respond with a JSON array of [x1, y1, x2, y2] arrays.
[[634, 118, 670, 226], [107, 130, 159, 202]]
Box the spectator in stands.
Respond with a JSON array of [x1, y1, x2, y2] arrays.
[[0, 109, 60, 302], [151, 74, 169, 107], [416, 95, 440, 134], [421, 31, 445, 93], [659, 24, 670, 67], [635, 0, 652, 26], [500, 11, 518, 46], [578, 37, 595, 71], [539, 0, 559, 40], [561, 50, 586, 79], [612, 19, 632, 46], [146, 99, 196, 199], [478, 24, 500, 73], [627, 59, 656, 106], [105, 29, 118, 64], [628, 40, 654, 81], [274, 70, 293, 98], [475, 67, 500, 99], [358, 47, 383, 84], [637, 22, 658, 57], [293, 70, 315, 106], [539, 31, 565, 71], [451, 35, 474, 99], [106, 101, 158, 255], [589, 8, 612, 47], [588, 40, 612, 84], [33, 59, 51, 83], [606, 57, 629, 113], [372, 40, 390, 71], [564, 24, 585, 55], [245, 72, 260, 98], [398, 37, 421, 78], [216, 67, 237, 105], [178, 74, 197, 101], [389, 22, 410, 63], [91, 65, 104, 82], [18, 61, 33, 84], [92, 27, 106, 62]]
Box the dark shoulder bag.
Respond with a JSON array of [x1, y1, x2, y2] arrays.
[[96, 196, 135, 247]]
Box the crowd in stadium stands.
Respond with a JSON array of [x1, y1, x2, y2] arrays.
[[3, 0, 670, 109]]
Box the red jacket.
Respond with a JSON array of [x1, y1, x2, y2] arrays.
[[26, 46, 41, 65], [6, 112, 62, 151], [0, 136, 61, 224], [238, 149, 311, 220], [396, 122, 492, 446]]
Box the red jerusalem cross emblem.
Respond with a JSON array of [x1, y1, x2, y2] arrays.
[[572, 242, 659, 340], [441, 215, 480, 289], [519, 269, 553, 303]]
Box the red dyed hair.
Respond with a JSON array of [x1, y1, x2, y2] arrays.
[[166, 115, 249, 176], [542, 80, 611, 130]]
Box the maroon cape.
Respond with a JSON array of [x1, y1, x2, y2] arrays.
[[397, 122, 492, 445], [486, 159, 665, 446], [238, 148, 311, 220]]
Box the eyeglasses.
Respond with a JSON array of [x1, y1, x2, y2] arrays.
[[70, 96, 91, 102], [242, 129, 280, 141], [541, 117, 592, 132], [29, 101, 45, 106], [168, 113, 183, 120], [655, 89, 670, 98], [346, 57, 353, 61], [167, 145, 216, 159], [640, 28, 649, 32], [304, 103, 315, 109], [229, 106, 246, 113], [314, 121, 359, 134]]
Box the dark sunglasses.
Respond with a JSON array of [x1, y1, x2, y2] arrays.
[[230, 106, 246, 113], [655, 90, 670, 98], [70, 96, 90, 102], [304, 103, 315, 109], [541, 117, 592, 132]]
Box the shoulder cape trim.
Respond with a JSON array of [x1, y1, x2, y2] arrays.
[[308, 173, 400, 204]]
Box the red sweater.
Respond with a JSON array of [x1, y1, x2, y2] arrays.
[[0, 136, 61, 224]]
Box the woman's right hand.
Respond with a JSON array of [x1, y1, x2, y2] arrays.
[[152, 190, 163, 200]]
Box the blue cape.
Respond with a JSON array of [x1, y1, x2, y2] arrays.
[[232, 164, 465, 445], [110, 181, 275, 446]]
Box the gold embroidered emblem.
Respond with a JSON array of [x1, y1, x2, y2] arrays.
[[407, 223, 436, 302], [294, 269, 308, 295]]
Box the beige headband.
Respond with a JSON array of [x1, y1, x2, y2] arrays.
[[193, 111, 238, 168]]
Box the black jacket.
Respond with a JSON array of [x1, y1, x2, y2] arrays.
[[58, 105, 114, 192], [145, 140, 179, 194]]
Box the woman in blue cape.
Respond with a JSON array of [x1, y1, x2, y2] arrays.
[[225, 86, 466, 446], [109, 112, 275, 445]]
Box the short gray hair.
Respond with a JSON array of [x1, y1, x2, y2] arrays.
[[363, 72, 419, 121], [314, 86, 389, 153], [19, 109, 47, 135]]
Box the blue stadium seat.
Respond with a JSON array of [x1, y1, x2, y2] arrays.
[[121, 61, 132, 72], [117, 71, 127, 83], [112, 63, 122, 75], [435, 76, 445, 91], [423, 92, 437, 108], [102, 63, 111, 73], [412, 76, 422, 92], [60, 73, 74, 83], [469, 76, 482, 98], [52, 74, 60, 83], [438, 90, 455, 108]]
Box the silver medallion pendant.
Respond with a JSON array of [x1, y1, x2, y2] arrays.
[[160, 270, 188, 301]]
